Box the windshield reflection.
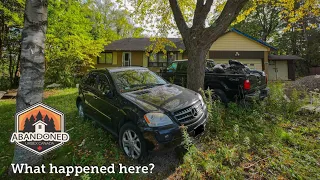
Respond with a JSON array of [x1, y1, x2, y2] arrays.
[[110, 69, 167, 92]]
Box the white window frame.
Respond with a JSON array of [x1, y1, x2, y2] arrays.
[[122, 52, 131, 66]]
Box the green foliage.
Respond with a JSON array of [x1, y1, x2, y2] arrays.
[[0, 76, 11, 90], [45, 0, 103, 87], [178, 83, 320, 179], [0, 1, 24, 89], [0, 0, 24, 27], [45, 0, 143, 87]]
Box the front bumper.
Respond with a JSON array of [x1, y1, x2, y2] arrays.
[[142, 109, 208, 152], [245, 87, 270, 101]]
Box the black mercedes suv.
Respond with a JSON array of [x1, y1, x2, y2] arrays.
[[76, 67, 207, 160]]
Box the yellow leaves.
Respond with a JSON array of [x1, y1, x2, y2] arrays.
[[145, 37, 177, 57], [233, 5, 257, 25]]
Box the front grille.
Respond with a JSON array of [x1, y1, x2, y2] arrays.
[[174, 101, 203, 124]]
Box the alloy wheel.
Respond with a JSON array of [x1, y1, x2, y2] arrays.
[[78, 104, 84, 119], [122, 130, 141, 159]]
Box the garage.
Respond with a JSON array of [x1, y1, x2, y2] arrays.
[[268, 55, 303, 81], [213, 59, 263, 70], [207, 28, 277, 74]]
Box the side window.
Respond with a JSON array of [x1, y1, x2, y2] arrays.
[[177, 62, 187, 72], [85, 73, 97, 88], [167, 62, 177, 72], [97, 74, 110, 93]]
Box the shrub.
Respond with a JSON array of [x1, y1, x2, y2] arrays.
[[177, 83, 320, 179]]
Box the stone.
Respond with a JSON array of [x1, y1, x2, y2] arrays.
[[46, 83, 61, 88]]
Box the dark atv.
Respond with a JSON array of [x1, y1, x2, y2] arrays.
[[160, 59, 269, 103]]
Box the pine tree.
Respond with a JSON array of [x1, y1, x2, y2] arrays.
[[29, 115, 35, 132], [36, 111, 43, 121], [23, 117, 30, 132], [49, 118, 56, 132]]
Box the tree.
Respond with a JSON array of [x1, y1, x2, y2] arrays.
[[170, 0, 249, 91], [45, 0, 143, 87], [23, 117, 30, 132], [130, 0, 249, 91], [12, 0, 47, 169], [36, 111, 43, 121], [29, 114, 35, 132], [233, 1, 282, 41], [47, 117, 56, 132], [0, 0, 24, 90]]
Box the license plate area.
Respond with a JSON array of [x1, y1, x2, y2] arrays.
[[189, 124, 205, 137]]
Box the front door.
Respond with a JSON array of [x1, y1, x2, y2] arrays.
[[122, 52, 131, 66]]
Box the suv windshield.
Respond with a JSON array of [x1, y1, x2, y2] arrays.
[[110, 69, 167, 92]]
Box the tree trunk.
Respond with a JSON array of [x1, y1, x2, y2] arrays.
[[186, 44, 209, 92], [10, 0, 48, 171], [169, 0, 248, 92]]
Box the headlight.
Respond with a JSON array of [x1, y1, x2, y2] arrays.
[[198, 93, 204, 106], [144, 113, 173, 127]]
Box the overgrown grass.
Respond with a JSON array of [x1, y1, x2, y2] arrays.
[[0, 88, 139, 179], [0, 83, 319, 179], [173, 82, 320, 179]]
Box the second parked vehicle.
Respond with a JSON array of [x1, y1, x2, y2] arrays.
[[160, 59, 269, 103], [76, 67, 207, 160]]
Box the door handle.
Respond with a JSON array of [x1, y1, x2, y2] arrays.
[[93, 96, 98, 99]]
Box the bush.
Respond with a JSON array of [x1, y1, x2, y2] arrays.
[[176, 83, 320, 179], [0, 76, 11, 91]]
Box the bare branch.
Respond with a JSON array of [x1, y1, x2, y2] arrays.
[[169, 0, 189, 37], [203, 0, 249, 46], [193, 0, 213, 28]]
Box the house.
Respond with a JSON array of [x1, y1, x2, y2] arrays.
[[96, 28, 301, 80], [33, 121, 47, 134]]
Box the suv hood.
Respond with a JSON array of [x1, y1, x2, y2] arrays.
[[122, 84, 199, 112]]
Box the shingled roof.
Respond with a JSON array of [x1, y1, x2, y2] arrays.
[[104, 38, 185, 51], [268, 54, 303, 61], [104, 29, 277, 52]]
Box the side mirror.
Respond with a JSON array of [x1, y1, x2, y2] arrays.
[[103, 90, 114, 98]]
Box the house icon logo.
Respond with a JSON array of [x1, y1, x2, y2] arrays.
[[10, 103, 70, 155]]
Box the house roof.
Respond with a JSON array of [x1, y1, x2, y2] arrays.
[[268, 54, 303, 61], [229, 28, 277, 51], [104, 29, 277, 52], [104, 38, 184, 51], [32, 120, 47, 126]]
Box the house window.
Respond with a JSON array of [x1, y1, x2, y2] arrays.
[[38, 125, 42, 129], [148, 52, 178, 67], [97, 52, 113, 64]]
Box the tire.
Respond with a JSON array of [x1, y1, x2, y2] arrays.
[[119, 122, 147, 160], [77, 101, 87, 120], [212, 89, 229, 104]]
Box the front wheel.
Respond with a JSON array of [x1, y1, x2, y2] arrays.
[[77, 101, 87, 120], [119, 123, 147, 160]]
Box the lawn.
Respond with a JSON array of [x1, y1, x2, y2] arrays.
[[0, 84, 319, 179]]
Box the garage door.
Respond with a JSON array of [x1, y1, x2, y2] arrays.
[[213, 59, 262, 70], [268, 60, 288, 80]]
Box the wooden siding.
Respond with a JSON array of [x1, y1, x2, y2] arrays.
[[143, 53, 148, 67], [131, 51, 143, 66], [112, 52, 117, 65], [210, 32, 269, 51], [209, 51, 264, 59]]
